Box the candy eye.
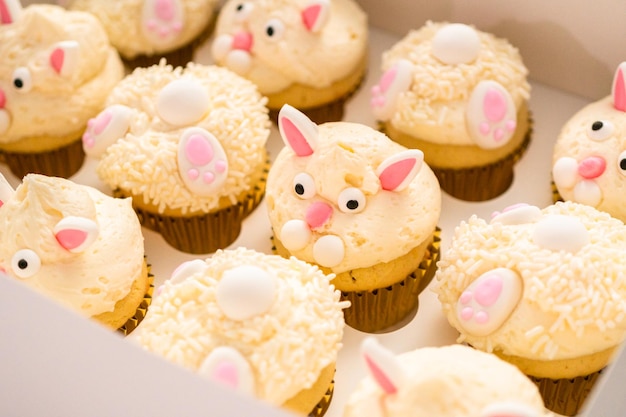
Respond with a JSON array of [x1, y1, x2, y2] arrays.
[[11, 249, 41, 279], [618, 150, 626, 176], [264, 18, 285, 40], [338, 187, 366, 213], [293, 172, 316, 199], [587, 120, 614, 141], [12, 67, 33, 93], [234, 2, 253, 21]]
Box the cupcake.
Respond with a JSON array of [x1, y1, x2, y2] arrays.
[[370, 21, 531, 201], [211, 0, 368, 124], [0, 173, 151, 335], [66, 0, 219, 69], [434, 201, 626, 416], [89, 61, 271, 254], [135, 247, 348, 416], [0, 1, 124, 179], [552, 61, 626, 221], [343, 338, 554, 417], [266, 104, 442, 333]]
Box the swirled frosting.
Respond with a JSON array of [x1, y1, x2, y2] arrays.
[[0, 4, 123, 143], [212, 0, 368, 94], [135, 247, 347, 406], [379, 21, 529, 146], [67, 0, 218, 59], [95, 61, 270, 214], [0, 174, 144, 317], [435, 201, 626, 362]]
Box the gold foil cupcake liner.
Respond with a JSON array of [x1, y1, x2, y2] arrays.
[[530, 370, 603, 416], [308, 379, 334, 417], [118, 263, 154, 336], [340, 228, 441, 334], [1, 138, 85, 179], [114, 160, 268, 254]]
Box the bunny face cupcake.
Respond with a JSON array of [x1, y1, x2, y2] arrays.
[[0, 173, 150, 334], [370, 21, 531, 201], [434, 201, 626, 415], [552, 62, 626, 222], [212, 0, 368, 123], [135, 247, 348, 416], [266, 105, 441, 333]]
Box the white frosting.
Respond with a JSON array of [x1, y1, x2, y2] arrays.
[[212, 0, 368, 94], [135, 247, 348, 407], [0, 4, 123, 143], [0, 174, 144, 317], [343, 344, 552, 417], [435, 201, 626, 362], [96, 62, 270, 214]]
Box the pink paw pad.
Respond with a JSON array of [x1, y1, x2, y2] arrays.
[[456, 268, 523, 336], [141, 0, 184, 43], [467, 81, 517, 149], [82, 105, 133, 157], [370, 59, 413, 122], [178, 127, 228, 196]]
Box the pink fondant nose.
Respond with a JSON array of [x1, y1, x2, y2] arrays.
[[305, 202, 333, 229], [578, 156, 606, 179], [232, 31, 253, 51], [0, 89, 5, 109]]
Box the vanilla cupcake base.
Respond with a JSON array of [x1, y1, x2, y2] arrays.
[[283, 365, 335, 417]]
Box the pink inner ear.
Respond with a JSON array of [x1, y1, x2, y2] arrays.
[[302, 4, 322, 31], [379, 158, 417, 191], [55, 229, 88, 251], [364, 354, 398, 394], [0, 0, 14, 24], [50, 48, 65, 74], [614, 66, 626, 111], [280, 117, 314, 156]]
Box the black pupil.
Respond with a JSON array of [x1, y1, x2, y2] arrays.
[[17, 259, 28, 269], [346, 200, 359, 210], [592, 121, 604, 131], [295, 183, 304, 195], [266, 26, 275, 37], [14, 78, 23, 89], [621, 159, 626, 171], [236, 3, 244, 11]]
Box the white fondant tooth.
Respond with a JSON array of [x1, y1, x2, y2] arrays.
[[212, 34, 234, 61], [552, 157, 579, 189], [280, 219, 311, 251], [532, 215, 590, 253], [313, 235, 344, 268], [573, 179, 603, 207], [431, 23, 481, 65], [156, 79, 210, 126], [216, 265, 276, 321]]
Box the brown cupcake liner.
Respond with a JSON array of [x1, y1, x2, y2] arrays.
[[1, 138, 85, 179], [530, 370, 603, 416], [308, 378, 334, 417], [117, 263, 155, 336], [340, 228, 441, 334], [551, 180, 564, 204], [114, 162, 268, 254]]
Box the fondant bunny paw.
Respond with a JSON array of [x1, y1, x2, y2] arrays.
[[370, 59, 413, 121], [141, 0, 184, 44], [466, 81, 517, 149], [178, 127, 228, 196], [456, 268, 522, 336], [82, 105, 133, 157]]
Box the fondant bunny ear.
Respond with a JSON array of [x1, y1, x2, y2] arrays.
[[169, 259, 208, 285], [0, 173, 15, 208], [480, 401, 540, 417], [376, 149, 423, 192], [0, 0, 22, 24], [277, 104, 318, 157], [53, 216, 99, 253], [199, 346, 255, 396], [612, 61, 626, 112], [301, 0, 330, 32], [361, 337, 406, 394], [49, 40, 79, 77]]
